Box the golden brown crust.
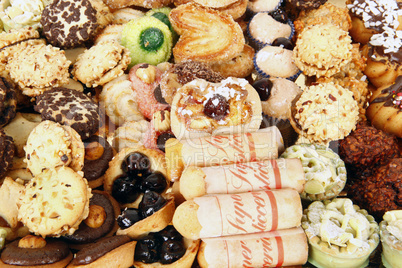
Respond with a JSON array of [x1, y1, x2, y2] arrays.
[[170, 3, 245, 64], [104, 0, 173, 9], [172, 200, 202, 240]]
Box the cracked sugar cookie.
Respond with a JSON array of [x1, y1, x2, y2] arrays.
[[18, 166, 92, 237], [24, 120, 84, 176]]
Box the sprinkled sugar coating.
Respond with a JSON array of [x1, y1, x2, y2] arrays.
[[293, 23, 353, 78], [34, 87, 100, 139], [5, 43, 70, 97], [40, 0, 99, 49], [291, 82, 359, 145]]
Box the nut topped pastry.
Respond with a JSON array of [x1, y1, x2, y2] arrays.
[[302, 198, 380, 268], [380, 210, 402, 268], [170, 77, 262, 140]]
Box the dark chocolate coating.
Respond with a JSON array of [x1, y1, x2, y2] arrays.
[[83, 135, 114, 181]]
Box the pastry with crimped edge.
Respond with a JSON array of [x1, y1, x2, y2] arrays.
[[169, 3, 245, 64], [24, 120, 85, 176], [18, 166, 92, 237], [40, 0, 99, 49], [66, 235, 136, 268], [302, 198, 379, 268], [100, 74, 144, 126], [0, 235, 73, 267], [380, 210, 402, 268], [209, 44, 254, 78], [34, 87, 100, 139], [170, 77, 262, 140], [104, 0, 173, 9], [72, 40, 131, 88], [6, 43, 70, 97]]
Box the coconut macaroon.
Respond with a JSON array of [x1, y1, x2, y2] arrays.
[[380, 210, 402, 268], [293, 23, 353, 78], [290, 82, 359, 145], [302, 198, 380, 268]]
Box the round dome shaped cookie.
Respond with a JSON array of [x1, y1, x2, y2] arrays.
[[40, 0, 98, 49], [24, 120, 84, 176], [34, 87, 100, 139], [18, 166, 92, 237]]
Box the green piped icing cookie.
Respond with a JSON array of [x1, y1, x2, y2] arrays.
[[281, 143, 347, 201], [146, 7, 178, 43], [121, 16, 173, 67]]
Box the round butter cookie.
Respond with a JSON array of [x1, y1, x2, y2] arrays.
[[18, 166, 92, 237], [72, 40, 131, 88], [34, 87, 100, 139], [24, 120, 84, 176], [6, 43, 70, 97], [40, 0, 99, 49]]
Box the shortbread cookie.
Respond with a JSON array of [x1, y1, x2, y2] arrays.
[[0, 129, 14, 179], [24, 120, 85, 176], [3, 113, 41, 158], [94, 24, 124, 45], [170, 77, 262, 140], [72, 40, 131, 87], [18, 166, 92, 237], [100, 74, 144, 126], [40, 0, 99, 48], [111, 8, 144, 24], [169, 3, 245, 64], [89, 0, 114, 30], [0, 177, 24, 228], [0, 76, 16, 127], [34, 87, 100, 139], [6, 43, 70, 97]]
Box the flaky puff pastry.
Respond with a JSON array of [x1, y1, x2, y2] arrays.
[[103, 0, 172, 9], [169, 3, 245, 64]]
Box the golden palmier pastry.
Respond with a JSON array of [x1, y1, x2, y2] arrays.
[[169, 3, 245, 64], [170, 77, 262, 140], [209, 44, 254, 78], [366, 76, 402, 138], [103, 0, 173, 9]]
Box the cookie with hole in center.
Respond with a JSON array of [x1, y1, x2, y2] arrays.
[[34, 87, 100, 139]]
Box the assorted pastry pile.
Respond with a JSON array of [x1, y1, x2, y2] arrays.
[[0, 0, 401, 267]]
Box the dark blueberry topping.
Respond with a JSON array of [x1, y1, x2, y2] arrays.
[[252, 78, 273, 101], [139, 190, 167, 218], [135, 234, 161, 263], [269, 8, 288, 24], [121, 152, 151, 178], [112, 176, 140, 204], [156, 225, 183, 242], [160, 240, 186, 264], [140, 172, 168, 193], [271, 37, 294, 50], [156, 132, 175, 152], [116, 208, 142, 229], [203, 94, 229, 120]]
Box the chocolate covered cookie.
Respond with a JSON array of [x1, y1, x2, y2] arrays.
[[0, 129, 14, 179], [34, 87, 100, 139], [40, 0, 99, 49], [0, 76, 16, 127]]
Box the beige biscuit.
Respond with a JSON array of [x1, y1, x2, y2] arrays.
[[5, 156, 33, 181], [89, 0, 114, 29], [6, 43, 71, 97], [111, 120, 150, 152], [116, 197, 175, 239], [214, 0, 248, 20], [0, 177, 24, 228], [170, 77, 262, 140], [72, 40, 131, 87], [3, 112, 42, 158], [111, 8, 144, 24], [24, 120, 85, 176], [103, 146, 167, 197], [100, 74, 144, 126], [18, 166, 92, 237], [94, 24, 124, 45], [0, 27, 40, 49], [103, 0, 172, 9], [193, 0, 238, 8]]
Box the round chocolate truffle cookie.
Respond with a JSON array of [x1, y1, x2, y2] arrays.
[[0, 76, 16, 127], [40, 0, 99, 48], [34, 87, 100, 139], [0, 129, 15, 179]]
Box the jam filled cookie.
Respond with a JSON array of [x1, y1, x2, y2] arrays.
[[24, 120, 84, 176], [40, 0, 98, 49], [170, 77, 262, 140], [34, 87, 100, 139], [0, 235, 73, 267], [18, 166, 92, 237]]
